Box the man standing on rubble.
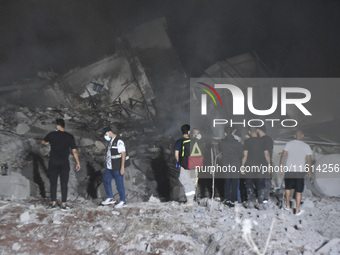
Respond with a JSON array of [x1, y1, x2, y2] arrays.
[[220, 126, 243, 207], [241, 127, 271, 210], [101, 126, 127, 208], [280, 129, 312, 216], [174, 124, 196, 205], [256, 126, 273, 203], [42, 118, 81, 211]]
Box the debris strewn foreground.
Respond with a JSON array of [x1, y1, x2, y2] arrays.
[[0, 197, 339, 255]]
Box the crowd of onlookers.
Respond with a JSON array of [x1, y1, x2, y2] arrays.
[[175, 124, 312, 215]]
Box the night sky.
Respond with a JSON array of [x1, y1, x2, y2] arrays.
[[1, 0, 340, 86]]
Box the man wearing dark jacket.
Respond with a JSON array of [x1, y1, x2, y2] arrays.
[[219, 126, 243, 207]]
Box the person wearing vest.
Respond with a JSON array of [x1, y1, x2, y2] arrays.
[[174, 124, 196, 205], [101, 126, 127, 208]]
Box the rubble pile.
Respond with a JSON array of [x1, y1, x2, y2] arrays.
[[1, 197, 340, 254], [0, 96, 185, 203]]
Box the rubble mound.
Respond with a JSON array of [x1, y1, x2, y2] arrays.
[[0, 197, 340, 254]]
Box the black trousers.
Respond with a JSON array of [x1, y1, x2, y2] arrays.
[[245, 178, 265, 204], [49, 162, 70, 203]]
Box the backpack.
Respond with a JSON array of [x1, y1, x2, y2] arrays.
[[180, 139, 203, 170]]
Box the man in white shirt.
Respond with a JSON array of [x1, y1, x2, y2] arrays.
[[280, 130, 312, 215], [101, 126, 127, 208]]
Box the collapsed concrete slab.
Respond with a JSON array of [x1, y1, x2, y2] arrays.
[[313, 154, 340, 197], [0, 172, 38, 200], [124, 17, 189, 131], [0, 80, 71, 108], [59, 53, 156, 120], [0, 18, 215, 204]]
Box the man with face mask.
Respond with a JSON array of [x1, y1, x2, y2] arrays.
[[101, 126, 127, 208], [42, 118, 81, 211]]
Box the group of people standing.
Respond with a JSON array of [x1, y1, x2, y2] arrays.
[[42, 119, 127, 210], [175, 124, 312, 215], [41, 118, 312, 216]]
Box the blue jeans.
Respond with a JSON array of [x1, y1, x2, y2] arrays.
[[103, 168, 126, 202], [224, 178, 239, 203]]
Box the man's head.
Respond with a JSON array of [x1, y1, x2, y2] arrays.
[[248, 126, 258, 137], [256, 125, 267, 137], [102, 125, 119, 138], [55, 118, 65, 130], [294, 129, 304, 140], [224, 126, 236, 136], [192, 128, 202, 140], [181, 124, 190, 135]]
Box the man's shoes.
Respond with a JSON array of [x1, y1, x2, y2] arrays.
[[296, 209, 304, 216], [60, 205, 72, 211], [101, 198, 116, 205], [283, 204, 291, 211], [257, 204, 266, 211], [47, 203, 58, 210], [224, 201, 235, 208], [244, 201, 254, 209], [263, 200, 268, 204], [115, 201, 127, 208]]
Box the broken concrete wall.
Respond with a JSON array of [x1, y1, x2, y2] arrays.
[[0, 18, 197, 203], [59, 53, 156, 120], [124, 17, 189, 134], [0, 80, 71, 109], [0, 172, 38, 200], [0, 102, 187, 202]]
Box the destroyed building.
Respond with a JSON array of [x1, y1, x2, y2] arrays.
[[0, 13, 340, 205], [0, 18, 190, 203], [0, 1, 340, 253]]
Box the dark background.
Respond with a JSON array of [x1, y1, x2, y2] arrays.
[[1, 0, 340, 86]]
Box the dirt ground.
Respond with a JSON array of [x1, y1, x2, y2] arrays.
[[0, 196, 340, 255]]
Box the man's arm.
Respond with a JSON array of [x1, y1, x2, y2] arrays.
[[241, 150, 248, 175], [72, 148, 81, 171], [175, 150, 180, 162], [41, 140, 49, 145], [279, 150, 288, 174], [120, 151, 126, 175], [264, 150, 271, 172]]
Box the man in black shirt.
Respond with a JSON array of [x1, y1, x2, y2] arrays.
[[42, 118, 80, 211], [257, 126, 273, 203], [241, 127, 271, 210], [219, 126, 243, 207]]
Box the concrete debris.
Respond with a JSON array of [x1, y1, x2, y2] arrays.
[[15, 123, 30, 135], [19, 211, 30, 223], [0, 100, 182, 203], [0, 18, 188, 202], [0, 172, 38, 200], [11, 243, 21, 251], [0, 198, 339, 254], [316, 238, 340, 255], [313, 154, 340, 197]]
